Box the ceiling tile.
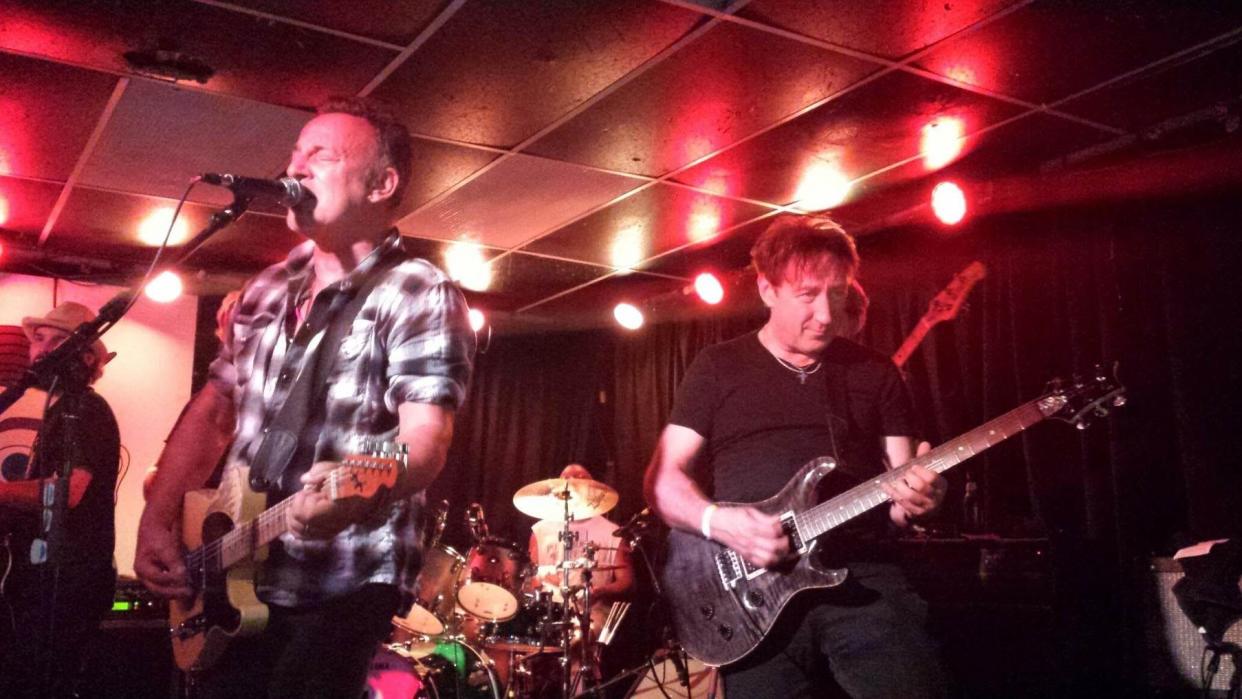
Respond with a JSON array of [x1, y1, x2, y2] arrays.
[[189, 212, 304, 272], [476, 251, 614, 313], [0, 52, 119, 181], [77, 78, 309, 206], [638, 215, 771, 278], [525, 21, 878, 176], [1058, 39, 1242, 132], [397, 154, 644, 249], [368, 0, 708, 147], [44, 187, 212, 257], [739, 0, 1022, 61], [0, 176, 64, 238], [517, 270, 683, 321], [913, 0, 1242, 105], [671, 70, 1023, 206], [0, 0, 397, 108], [522, 183, 770, 269], [397, 139, 501, 215], [219, 0, 444, 46], [958, 112, 1112, 175]]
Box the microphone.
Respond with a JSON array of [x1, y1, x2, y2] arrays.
[[612, 506, 653, 541], [200, 173, 312, 207]]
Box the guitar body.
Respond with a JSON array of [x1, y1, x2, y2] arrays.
[[662, 457, 848, 667], [170, 468, 270, 671]]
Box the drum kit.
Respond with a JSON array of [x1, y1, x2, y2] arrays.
[[370, 474, 636, 699]]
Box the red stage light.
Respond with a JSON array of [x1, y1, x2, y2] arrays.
[[693, 273, 724, 305], [613, 303, 644, 330], [793, 159, 851, 211], [931, 182, 967, 226], [0, 193, 10, 226], [144, 270, 183, 303], [921, 117, 965, 170]]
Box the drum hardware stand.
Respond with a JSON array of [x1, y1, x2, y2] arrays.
[[557, 481, 580, 699]]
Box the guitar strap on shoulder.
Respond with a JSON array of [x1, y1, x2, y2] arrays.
[[819, 350, 854, 465], [248, 247, 405, 495]]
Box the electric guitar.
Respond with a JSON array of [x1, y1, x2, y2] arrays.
[[891, 261, 987, 368], [662, 368, 1125, 667], [169, 443, 405, 671]]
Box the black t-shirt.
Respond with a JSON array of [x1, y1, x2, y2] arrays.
[[13, 389, 120, 571], [669, 332, 916, 505]]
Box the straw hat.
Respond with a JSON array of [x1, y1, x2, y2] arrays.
[[21, 302, 115, 364]]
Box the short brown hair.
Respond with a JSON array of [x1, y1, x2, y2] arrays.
[[317, 96, 413, 208], [750, 215, 859, 286]]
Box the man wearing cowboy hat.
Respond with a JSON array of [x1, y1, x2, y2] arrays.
[[0, 301, 121, 698]]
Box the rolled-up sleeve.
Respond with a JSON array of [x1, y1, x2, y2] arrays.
[[384, 279, 475, 412]]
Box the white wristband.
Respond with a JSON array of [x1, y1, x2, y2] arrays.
[[700, 503, 718, 540]]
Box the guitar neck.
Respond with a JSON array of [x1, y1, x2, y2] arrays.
[[796, 399, 1047, 541], [891, 318, 934, 368], [187, 469, 349, 577]]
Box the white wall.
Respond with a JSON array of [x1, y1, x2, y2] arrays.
[[0, 272, 196, 576]]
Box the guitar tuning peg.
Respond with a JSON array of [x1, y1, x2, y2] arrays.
[[1112, 395, 1127, 408], [1094, 406, 1110, 418], [1075, 420, 1088, 431]]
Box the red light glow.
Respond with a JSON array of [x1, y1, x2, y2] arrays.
[[468, 308, 486, 332], [931, 182, 967, 226], [613, 303, 644, 330], [793, 160, 852, 211], [921, 117, 966, 170], [144, 271, 183, 303], [694, 273, 724, 305], [688, 206, 721, 244], [0, 194, 10, 227]]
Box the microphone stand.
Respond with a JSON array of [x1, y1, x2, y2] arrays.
[[0, 194, 254, 694]]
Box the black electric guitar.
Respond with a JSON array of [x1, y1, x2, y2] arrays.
[[169, 443, 405, 671], [662, 369, 1125, 667]]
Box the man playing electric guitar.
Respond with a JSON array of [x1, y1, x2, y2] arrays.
[[135, 97, 475, 698], [644, 215, 948, 698]]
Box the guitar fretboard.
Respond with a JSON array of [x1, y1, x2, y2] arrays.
[[184, 468, 352, 584], [795, 399, 1051, 542]]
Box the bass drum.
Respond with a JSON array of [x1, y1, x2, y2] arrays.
[[366, 641, 500, 699]]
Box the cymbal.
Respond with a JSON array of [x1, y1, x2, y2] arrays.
[[514, 477, 618, 521]]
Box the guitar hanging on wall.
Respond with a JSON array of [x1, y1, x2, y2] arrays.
[[891, 261, 987, 368]]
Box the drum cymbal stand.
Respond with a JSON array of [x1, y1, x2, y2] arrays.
[[556, 482, 578, 699]]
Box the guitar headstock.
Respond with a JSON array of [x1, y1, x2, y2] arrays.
[[925, 261, 987, 325], [329, 441, 408, 500], [1036, 363, 1127, 430]]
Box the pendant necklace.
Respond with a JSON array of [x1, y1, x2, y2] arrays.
[[772, 354, 822, 385]]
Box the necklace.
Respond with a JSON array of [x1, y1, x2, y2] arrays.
[[772, 354, 822, 384]]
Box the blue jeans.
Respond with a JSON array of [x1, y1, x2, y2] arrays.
[[721, 563, 947, 699]]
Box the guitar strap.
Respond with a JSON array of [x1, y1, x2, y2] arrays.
[[819, 347, 855, 469], [248, 242, 405, 496]]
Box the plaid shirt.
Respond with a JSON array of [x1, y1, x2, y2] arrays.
[[208, 230, 474, 608]]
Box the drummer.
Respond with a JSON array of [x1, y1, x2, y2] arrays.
[[527, 464, 634, 604]]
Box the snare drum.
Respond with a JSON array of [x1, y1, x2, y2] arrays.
[[396, 545, 465, 636], [457, 539, 529, 621]]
